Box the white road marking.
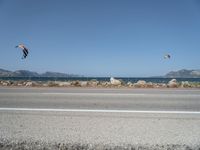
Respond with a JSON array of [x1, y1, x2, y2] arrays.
[[1, 92, 199, 97], [0, 93, 146, 96], [0, 107, 200, 114], [42, 93, 200, 97], [42, 93, 147, 96]]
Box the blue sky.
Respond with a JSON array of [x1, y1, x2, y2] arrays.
[[0, 0, 200, 77]]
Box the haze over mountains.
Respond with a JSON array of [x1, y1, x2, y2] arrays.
[[0, 68, 200, 78], [0, 69, 80, 77], [164, 69, 200, 78]]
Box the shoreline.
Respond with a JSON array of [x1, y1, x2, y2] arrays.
[[0, 79, 200, 88]]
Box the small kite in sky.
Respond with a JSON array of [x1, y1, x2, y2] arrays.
[[15, 44, 29, 59], [164, 54, 171, 59]]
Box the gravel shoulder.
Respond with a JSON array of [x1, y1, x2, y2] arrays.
[[1, 111, 200, 149]]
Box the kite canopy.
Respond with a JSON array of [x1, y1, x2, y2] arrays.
[[164, 54, 171, 59], [15, 44, 29, 59]]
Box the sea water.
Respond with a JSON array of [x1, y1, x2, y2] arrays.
[[0, 77, 200, 83]]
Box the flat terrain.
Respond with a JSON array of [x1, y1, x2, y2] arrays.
[[0, 87, 200, 149]]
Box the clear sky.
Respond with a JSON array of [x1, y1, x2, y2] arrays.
[[0, 0, 200, 77]]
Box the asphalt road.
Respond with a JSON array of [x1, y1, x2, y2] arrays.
[[0, 87, 200, 149]]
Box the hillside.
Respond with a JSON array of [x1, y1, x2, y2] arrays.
[[165, 69, 200, 78], [0, 69, 80, 77]]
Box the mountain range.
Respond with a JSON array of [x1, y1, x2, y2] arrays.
[[164, 69, 200, 78], [0, 68, 200, 78], [0, 69, 80, 77]]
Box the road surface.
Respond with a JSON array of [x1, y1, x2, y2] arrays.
[[0, 87, 200, 149]]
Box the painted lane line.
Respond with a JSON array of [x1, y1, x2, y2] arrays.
[[1, 92, 199, 97], [42, 93, 147, 96], [0, 108, 200, 114], [42, 93, 200, 97], [0, 93, 146, 96]]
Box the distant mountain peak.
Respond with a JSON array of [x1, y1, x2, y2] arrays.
[[0, 68, 80, 77], [165, 69, 200, 78]]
